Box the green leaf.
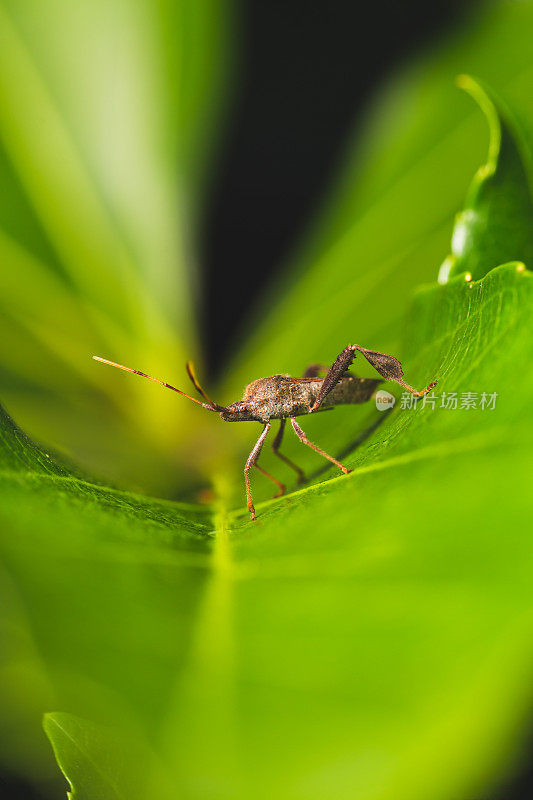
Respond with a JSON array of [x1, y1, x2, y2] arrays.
[[439, 75, 533, 282], [2, 3, 533, 800], [147, 262, 533, 800], [43, 713, 151, 800], [15, 261, 533, 800], [0, 399, 214, 785]]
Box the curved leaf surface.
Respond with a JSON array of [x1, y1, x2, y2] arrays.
[[439, 75, 533, 282]]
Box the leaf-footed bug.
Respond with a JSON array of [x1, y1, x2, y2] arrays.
[[93, 345, 436, 520]]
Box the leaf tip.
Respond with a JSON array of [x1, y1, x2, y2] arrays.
[[454, 73, 486, 101], [455, 73, 474, 91], [42, 711, 64, 739]]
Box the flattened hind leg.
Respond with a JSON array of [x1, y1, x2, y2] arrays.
[[310, 346, 356, 412], [311, 344, 437, 411]]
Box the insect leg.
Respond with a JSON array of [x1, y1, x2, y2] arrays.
[[311, 344, 437, 411], [254, 464, 286, 499], [244, 423, 271, 520], [272, 419, 306, 483], [310, 346, 357, 411], [290, 418, 352, 475]]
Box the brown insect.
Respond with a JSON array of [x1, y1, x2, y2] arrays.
[[94, 345, 436, 520]]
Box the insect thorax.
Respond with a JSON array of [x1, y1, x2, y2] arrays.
[[243, 375, 319, 421]]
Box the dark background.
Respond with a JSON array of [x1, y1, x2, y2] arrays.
[[200, 0, 484, 378], [4, 0, 533, 797]]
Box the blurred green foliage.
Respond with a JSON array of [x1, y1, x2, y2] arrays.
[[0, 0, 230, 493], [1, 2, 533, 799]]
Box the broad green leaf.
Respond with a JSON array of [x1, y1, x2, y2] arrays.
[[29, 261, 533, 800], [439, 75, 533, 282], [0, 399, 213, 786], [9, 75, 533, 795], [148, 262, 533, 800], [1, 3, 533, 800]]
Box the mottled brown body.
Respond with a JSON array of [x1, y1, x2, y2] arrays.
[[225, 374, 381, 422], [93, 343, 436, 520]]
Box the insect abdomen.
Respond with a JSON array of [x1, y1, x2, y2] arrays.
[[319, 375, 381, 407]]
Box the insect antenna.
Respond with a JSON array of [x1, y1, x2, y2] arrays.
[[93, 356, 224, 411], [185, 361, 222, 409]]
